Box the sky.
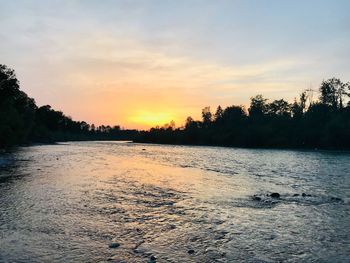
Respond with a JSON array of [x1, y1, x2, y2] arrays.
[[1, 0, 349, 129]]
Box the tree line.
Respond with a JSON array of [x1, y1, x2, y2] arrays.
[[2, 64, 350, 150], [135, 78, 350, 150], [0, 64, 138, 148]]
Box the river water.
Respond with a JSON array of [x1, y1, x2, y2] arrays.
[[0, 142, 349, 262]]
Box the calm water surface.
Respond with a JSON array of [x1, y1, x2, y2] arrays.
[[0, 142, 349, 262]]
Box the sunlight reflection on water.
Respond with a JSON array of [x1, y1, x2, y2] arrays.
[[0, 142, 349, 262]]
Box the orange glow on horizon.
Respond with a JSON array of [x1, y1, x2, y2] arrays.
[[128, 110, 177, 128]]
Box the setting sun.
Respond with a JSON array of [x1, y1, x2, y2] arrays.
[[128, 110, 177, 128]]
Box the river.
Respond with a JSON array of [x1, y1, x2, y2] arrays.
[[0, 142, 349, 262]]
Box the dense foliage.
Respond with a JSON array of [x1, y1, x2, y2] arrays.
[[136, 78, 350, 150], [0, 64, 138, 148]]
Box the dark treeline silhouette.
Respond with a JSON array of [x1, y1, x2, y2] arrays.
[[2, 64, 350, 150], [135, 78, 350, 150], [0, 64, 138, 148]]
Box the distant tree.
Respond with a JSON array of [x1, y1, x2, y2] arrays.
[[185, 116, 201, 130], [345, 82, 350, 107], [291, 91, 308, 119], [214, 105, 224, 122], [80, 121, 90, 132], [291, 99, 302, 119], [319, 78, 346, 109], [201, 106, 212, 128], [0, 66, 18, 97], [112, 125, 120, 131], [248, 95, 268, 118], [162, 121, 175, 131], [267, 99, 291, 117], [169, 120, 176, 130], [185, 116, 194, 129], [222, 106, 246, 124], [300, 91, 307, 112]]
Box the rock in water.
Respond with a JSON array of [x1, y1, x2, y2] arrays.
[[188, 249, 195, 254], [150, 255, 157, 262], [302, 193, 312, 197], [331, 197, 342, 202], [270, 193, 280, 198], [109, 242, 120, 248], [252, 196, 262, 201]]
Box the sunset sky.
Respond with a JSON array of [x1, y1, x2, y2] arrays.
[[1, 0, 349, 129]]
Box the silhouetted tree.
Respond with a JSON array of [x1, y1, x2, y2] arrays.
[[319, 78, 347, 109], [185, 116, 194, 129], [300, 91, 307, 112], [248, 95, 268, 118], [291, 91, 308, 119], [162, 120, 176, 131], [222, 106, 246, 124], [267, 99, 291, 117], [201, 106, 212, 128], [0, 64, 36, 146], [214, 105, 224, 123]]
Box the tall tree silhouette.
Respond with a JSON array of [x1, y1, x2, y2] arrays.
[[319, 78, 347, 109], [201, 106, 212, 128]]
